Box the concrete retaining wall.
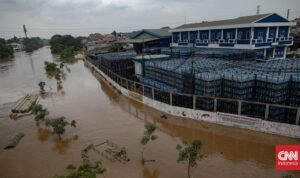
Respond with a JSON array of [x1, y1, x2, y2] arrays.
[[85, 59, 300, 138]]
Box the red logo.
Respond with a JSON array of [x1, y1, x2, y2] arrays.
[[276, 145, 300, 170]]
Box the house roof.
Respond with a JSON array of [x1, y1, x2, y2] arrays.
[[131, 29, 171, 39], [174, 14, 271, 30]]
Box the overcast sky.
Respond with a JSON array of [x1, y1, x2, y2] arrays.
[[0, 0, 299, 39]]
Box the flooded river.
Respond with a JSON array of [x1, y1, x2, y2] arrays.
[[0, 47, 299, 178]]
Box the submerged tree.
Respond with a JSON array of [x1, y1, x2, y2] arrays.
[[38, 81, 46, 94], [48, 117, 76, 138], [53, 148, 106, 178], [31, 104, 49, 122], [140, 123, 158, 164], [176, 140, 204, 178]]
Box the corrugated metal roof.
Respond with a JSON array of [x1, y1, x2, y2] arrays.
[[131, 29, 171, 39], [174, 14, 271, 30]]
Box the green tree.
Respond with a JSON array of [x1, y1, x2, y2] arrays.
[[140, 123, 158, 164], [23, 37, 43, 52], [49, 117, 76, 138], [176, 140, 204, 178], [0, 38, 13, 59]]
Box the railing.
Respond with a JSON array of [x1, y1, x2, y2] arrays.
[[86, 57, 300, 126]]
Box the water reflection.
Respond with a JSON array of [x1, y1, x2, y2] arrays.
[[37, 127, 79, 154], [142, 167, 160, 178]]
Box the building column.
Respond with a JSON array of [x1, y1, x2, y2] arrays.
[[288, 26, 290, 38], [208, 30, 211, 41], [198, 31, 200, 40], [188, 31, 190, 42], [266, 27, 270, 40], [273, 47, 276, 58], [250, 27, 254, 45], [179, 32, 182, 41], [264, 48, 267, 59], [221, 29, 223, 40], [275, 26, 279, 40], [284, 47, 287, 59]]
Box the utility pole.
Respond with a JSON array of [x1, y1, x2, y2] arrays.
[[23, 24, 28, 38], [256, 5, 260, 15], [287, 9, 290, 19]]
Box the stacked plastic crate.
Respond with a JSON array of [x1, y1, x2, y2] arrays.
[[99, 51, 136, 78]]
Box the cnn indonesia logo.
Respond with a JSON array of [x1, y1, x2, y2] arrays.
[[276, 145, 300, 170]]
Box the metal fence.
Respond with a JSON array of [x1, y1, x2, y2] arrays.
[[86, 57, 300, 126]]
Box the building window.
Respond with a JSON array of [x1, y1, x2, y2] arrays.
[[246, 32, 250, 39], [211, 33, 215, 40], [226, 32, 233, 39], [280, 30, 286, 37], [238, 31, 242, 40], [202, 33, 208, 39], [217, 32, 221, 39], [258, 32, 264, 39]]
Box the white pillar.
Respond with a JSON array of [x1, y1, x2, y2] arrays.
[[250, 27, 254, 44], [221, 29, 223, 40], [179, 32, 182, 41], [284, 47, 287, 59], [273, 47, 276, 58], [208, 30, 211, 41], [266, 27, 270, 41], [288, 26, 290, 38], [275, 26, 279, 39]]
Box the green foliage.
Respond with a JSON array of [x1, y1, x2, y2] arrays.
[[60, 46, 74, 59], [177, 140, 204, 178], [38, 81, 46, 92], [49, 35, 84, 59], [108, 44, 123, 52], [140, 123, 157, 162], [44, 61, 64, 80], [0, 38, 13, 59], [23, 37, 43, 52], [6, 36, 19, 43], [31, 104, 49, 122], [54, 149, 106, 178], [49, 117, 68, 136]]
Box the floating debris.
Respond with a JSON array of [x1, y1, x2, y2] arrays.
[[11, 94, 39, 114], [85, 140, 130, 163], [4, 133, 24, 149]]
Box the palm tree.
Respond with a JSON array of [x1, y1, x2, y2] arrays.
[[176, 140, 204, 178], [140, 123, 157, 164]]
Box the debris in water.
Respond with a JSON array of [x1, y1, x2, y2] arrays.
[[4, 133, 24, 149], [11, 94, 39, 115], [84, 140, 130, 163], [160, 114, 168, 119]]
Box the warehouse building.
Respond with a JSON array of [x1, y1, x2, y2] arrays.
[[170, 13, 296, 59]]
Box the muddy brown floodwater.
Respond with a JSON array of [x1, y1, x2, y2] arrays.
[[0, 47, 299, 178]]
